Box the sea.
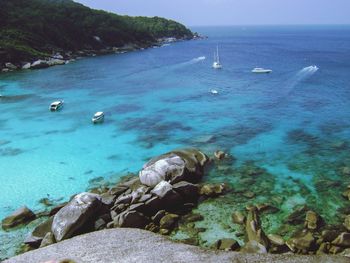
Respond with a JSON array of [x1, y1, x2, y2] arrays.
[[1, 25, 350, 258]]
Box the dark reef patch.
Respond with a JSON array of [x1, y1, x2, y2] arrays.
[[0, 94, 34, 103], [0, 147, 24, 156], [107, 104, 143, 114]]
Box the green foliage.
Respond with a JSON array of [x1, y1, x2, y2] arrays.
[[0, 0, 193, 63]]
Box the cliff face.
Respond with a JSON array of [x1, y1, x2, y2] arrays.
[[0, 0, 193, 64]]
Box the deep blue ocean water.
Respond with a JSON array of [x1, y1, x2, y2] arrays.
[[1, 25, 350, 257]]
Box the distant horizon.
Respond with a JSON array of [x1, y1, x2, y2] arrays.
[[75, 0, 350, 27]]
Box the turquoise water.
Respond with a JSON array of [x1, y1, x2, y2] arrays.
[[1, 25, 350, 256]]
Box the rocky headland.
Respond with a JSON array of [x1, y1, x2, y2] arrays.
[[0, 0, 206, 74]]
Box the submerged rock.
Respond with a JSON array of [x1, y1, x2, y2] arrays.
[[231, 211, 245, 225], [245, 207, 269, 248], [241, 240, 267, 254], [25, 217, 53, 246], [305, 210, 319, 230], [286, 231, 316, 253], [51, 192, 102, 241], [214, 150, 226, 160], [39, 232, 56, 248], [1, 206, 36, 230], [199, 183, 226, 197], [216, 238, 240, 251]]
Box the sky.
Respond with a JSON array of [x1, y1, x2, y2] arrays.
[[75, 0, 350, 26]]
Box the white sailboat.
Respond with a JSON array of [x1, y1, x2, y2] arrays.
[[212, 45, 222, 69]]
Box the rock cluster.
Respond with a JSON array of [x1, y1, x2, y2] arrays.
[[13, 149, 226, 251]]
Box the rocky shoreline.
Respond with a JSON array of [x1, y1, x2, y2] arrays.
[[0, 34, 205, 74], [2, 148, 350, 261]]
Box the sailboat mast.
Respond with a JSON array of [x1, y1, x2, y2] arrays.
[[217, 45, 220, 63]]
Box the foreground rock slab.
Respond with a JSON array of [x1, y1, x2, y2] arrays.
[[4, 229, 349, 263]]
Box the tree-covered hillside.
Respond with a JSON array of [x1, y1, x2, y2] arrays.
[[0, 0, 193, 64]]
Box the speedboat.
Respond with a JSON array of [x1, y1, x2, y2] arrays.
[[92, 111, 104, 124], [50, 100, 64, 111], [210, 89, 219, 94], [212, 45, 222, 69], [252, 68, 272, 74]]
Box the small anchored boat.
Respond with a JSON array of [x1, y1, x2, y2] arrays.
[[92, 111, 104, 124], [212, 45, 222, 69], [252, 68, 272, 74], [50, 100, 64, 111]]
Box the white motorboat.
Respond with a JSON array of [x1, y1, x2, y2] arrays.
[[210, 89, 219, 94], [252, 67, 272, 74], [92, 111, 104, 124], [50, 100, 64, 111], [212, 45, 222, 69]]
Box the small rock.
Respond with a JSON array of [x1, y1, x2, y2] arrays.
[[242, 191, 255, 199], [344, 215, 350, 231], [22, 62, 31, 69], [322, 229, 340, 242], [231, 211, 245, 225], [342, 167, 350, 176], [182, 213, 204, 223], [151, 210, 166, 224], [172, 181, 199, 201], [241, 240, 267, 253], [268, 234, 285, 246], [256, 203, 279, 214], [159, 228, 170, 235], [159, 213, 179, 230], [151, 181, 173, 198], [329, 245, 344, 254], [5, 62, 17, 70], [100, 192, 116, 207], [1, 206, 36, 230], [113, 210, 149, 229], [216, 238, 240, 251], [145, 222, 159, 232], [305, 210, 319, 230], [214, 150, 226, 160], [39, 232, 56, 248], [332, 232, 350, 248], [199, 183, 226, 197], [25, 217, 53, 246], [31, 60, 49, 69], [286, 231, 316, 252], [108, 186, 128, 197]]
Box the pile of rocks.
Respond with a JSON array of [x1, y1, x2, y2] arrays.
[[2, 149, 228, 252]]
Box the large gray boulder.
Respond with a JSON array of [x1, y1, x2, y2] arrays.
[[4, 228, 349, 263], [139, 149, 208, 187], [51, 192, 102, 242]]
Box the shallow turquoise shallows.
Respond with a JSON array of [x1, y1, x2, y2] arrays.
[[1, 26, 350, 258]]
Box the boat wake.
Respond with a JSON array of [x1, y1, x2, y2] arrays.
[[189, 56, 206, 63], [297, 65, 319, 76]]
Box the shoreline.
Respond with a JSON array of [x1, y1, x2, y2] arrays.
[[0, 34, 206, 74]]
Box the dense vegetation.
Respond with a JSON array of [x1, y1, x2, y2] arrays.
[[0, 0, 193, 64]]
